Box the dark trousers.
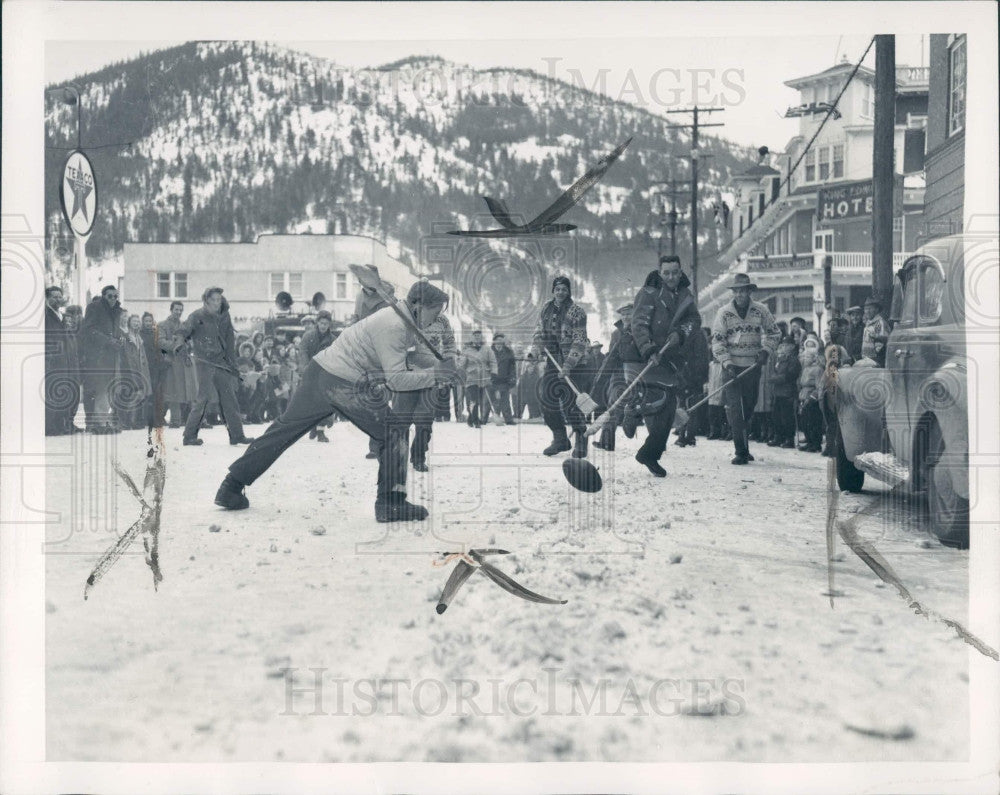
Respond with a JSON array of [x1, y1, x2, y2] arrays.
[[82, 369, 116, 429], [540, 362, 590, 437], [639, 384, 678, 461], [490, 383, 514, 422], [624, 363, 678, 461], [798, 399, 823, 448], [466, 384, 483, 425], [723, 369, 761, 457], [44, 364, 78, 434], [184, 361, 245, 442], [772, 396, 796, 443], [229, 361, 406, 503], [394, 387, 437, 465]]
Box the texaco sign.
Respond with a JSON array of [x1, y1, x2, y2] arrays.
[[59, 149, 98, 237]]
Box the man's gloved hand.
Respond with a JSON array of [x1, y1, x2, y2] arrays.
[[664, 331, 682, 351], [724, 364, 741, 381], [756, 349, 770, 366], [434, 356, 458, 381]]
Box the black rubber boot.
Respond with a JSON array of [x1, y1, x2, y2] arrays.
[[375, 494, 429, 523], [214, 474, 249, 509], [543, 431, 572, 456]]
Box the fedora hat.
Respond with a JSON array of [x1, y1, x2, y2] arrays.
[[728, 273, 758, 291], [846, 305, 863, 314], [864, 296, 882, 309]]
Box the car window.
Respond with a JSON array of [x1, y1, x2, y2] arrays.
[[896, 260, 919, 327], [917, 255, 946, 325]]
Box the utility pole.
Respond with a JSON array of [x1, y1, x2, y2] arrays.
[[649, 179, 683, 257], [664, 106, 725, 300], [872, 35, 896, 309]]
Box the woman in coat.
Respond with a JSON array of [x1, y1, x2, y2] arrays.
[[160, 301, 199, 427], [117, 314, 152, 430]]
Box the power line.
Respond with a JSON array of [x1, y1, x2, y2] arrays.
[[779, 36, 876, 197]]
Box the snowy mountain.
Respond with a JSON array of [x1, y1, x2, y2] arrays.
[[45, 42, 754, 333]]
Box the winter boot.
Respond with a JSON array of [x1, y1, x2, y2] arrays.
[[375, 494, 429, 523], [315, 430, 329, 443], [635, 451, 667, 477], [214, 474, 249, 509], [542, 431, 572, 456], [593, 425, 615, 452], [571, 431, 588, 459], [622, 411, 639, 439]]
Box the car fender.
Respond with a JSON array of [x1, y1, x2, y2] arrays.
[[915, 361, 969, 499], [835, 360, 890, 462]]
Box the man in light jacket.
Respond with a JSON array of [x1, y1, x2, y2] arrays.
[[710, 273, 780, 465], [215, 281, 456, 523]]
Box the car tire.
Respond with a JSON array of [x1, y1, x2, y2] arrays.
[[835, 427, 864, 493], [926, 423, 969, 549]]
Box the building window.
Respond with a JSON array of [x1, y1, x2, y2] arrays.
[[335, 272, 348, 300], [781, 297, 791, 314], [804, 150, 816, 182], [270, 272, 304, 299], [156, 272, 187, 299], [860, 82, 874, 118], [948, 36, 966, 136], [834, 296, 846, 313], [792, 295, 813, 313], [832, 144, 844, 178], [818, 147, 830, 180]]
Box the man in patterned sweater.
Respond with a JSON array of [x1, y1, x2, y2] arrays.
[[531, 275, 590, 457], [711, 273, 780, 465]]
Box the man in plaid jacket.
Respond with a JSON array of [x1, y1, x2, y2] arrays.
[[531, 275, 591, 458]]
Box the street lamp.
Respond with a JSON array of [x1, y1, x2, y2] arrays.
[[45, 85, 82, 149], [813, 296, 826, 333]]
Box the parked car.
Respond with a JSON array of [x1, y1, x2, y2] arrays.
[[834, 235, 974, 548]]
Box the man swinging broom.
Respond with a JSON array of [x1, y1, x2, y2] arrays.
[[214, 275, 456, 523]]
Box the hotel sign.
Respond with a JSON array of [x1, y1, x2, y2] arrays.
[[817, 180, 873, 221], [817, 178, 903, 222]]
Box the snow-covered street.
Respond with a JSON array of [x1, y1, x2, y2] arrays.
[[45, 420, 969, 762]]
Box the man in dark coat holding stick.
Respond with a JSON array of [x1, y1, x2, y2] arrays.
[[622, 255, 701, 477]]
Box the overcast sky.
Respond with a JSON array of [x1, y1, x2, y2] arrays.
[[46, 35, 927, 150]]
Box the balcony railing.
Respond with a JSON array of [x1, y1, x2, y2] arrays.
[[829, 252, 913, 270], [896, 66, 929, 86]]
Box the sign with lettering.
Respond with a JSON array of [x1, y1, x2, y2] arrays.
[[817, 180, 873, 222], [747, 255, 812, 272], [817, 177, 903, 223], [59, 150, 98, 237]]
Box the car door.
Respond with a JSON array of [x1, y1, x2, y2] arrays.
[[885, 258, 918, 463]]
